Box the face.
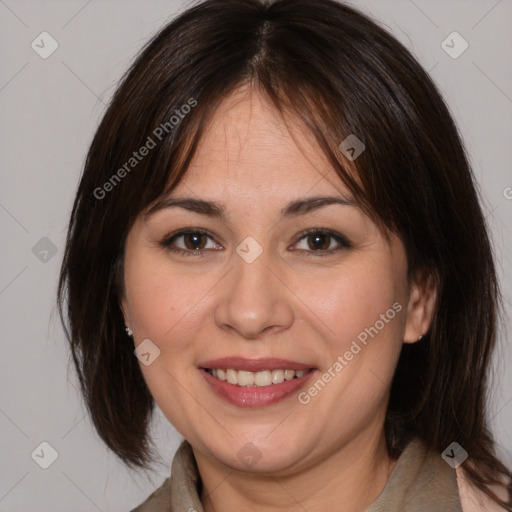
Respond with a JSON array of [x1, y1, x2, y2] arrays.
[[121, 85, 433, 475]]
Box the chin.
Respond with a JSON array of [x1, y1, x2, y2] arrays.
[[203, 432, 308, 474]]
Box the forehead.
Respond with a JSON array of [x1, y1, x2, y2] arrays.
[[173, 85, 351, 202]]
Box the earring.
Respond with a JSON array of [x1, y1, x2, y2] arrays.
[[418, 334, 423, 341], [126, 326, 133, 337]]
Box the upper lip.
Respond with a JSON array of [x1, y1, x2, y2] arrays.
[[199, 357, 314, 372]]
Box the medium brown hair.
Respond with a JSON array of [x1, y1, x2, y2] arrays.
[[58, 0, 511, 507]]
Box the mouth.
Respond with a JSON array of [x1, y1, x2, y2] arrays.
[[202, 367, 313, 387], [198, 357, 318, 407]]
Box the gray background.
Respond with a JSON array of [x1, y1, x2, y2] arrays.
[[0, 0, 511, 510]]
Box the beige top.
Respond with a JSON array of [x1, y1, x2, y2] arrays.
[[130, 437, 508, 511]]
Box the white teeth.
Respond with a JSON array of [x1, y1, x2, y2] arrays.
[[284, 369, 295, 380], [271, 369, 285, 384], [237, 370, 254, 386], [254, 370, 272, 387], [226, 369, 238, 385], [207, 368, 310, 387]]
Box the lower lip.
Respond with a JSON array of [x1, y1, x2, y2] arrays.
[[200, 369, 317, 408]]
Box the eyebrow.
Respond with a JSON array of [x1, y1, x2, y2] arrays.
[[145, 194, 359, 220]]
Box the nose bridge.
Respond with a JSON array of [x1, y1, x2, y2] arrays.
[[214, 238, 294, 338]]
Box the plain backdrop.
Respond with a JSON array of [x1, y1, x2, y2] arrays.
[[0, 0, 511, 510]]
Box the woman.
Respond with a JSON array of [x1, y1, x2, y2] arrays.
[[57, 0, 512, 510]]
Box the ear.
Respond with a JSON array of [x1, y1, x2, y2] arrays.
[[403, 269, 437, 344]]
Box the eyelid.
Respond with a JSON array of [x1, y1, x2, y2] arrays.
[[159, 227, 351, 256], [159, 228, 222, 255], [290, 227, 351, 256]]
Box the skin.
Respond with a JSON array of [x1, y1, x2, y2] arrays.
[[121, 84, 437, 512]]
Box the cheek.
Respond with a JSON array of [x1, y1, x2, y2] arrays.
[[123, 253, 204, 433], [123, 251, 223, 376], [127, 271, 177, 337], [297, 260, 405, 353], [124, 250, 194, 338]]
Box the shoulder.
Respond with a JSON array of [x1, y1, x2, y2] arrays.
[[456, 466, 510, 512]]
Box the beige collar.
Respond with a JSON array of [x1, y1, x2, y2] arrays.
[[130, 437, 463, 511], [365, 437, 462, 511]]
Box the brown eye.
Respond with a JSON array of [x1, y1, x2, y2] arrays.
[[293, 228, 351, 257], [306, 233, 332, 251], [159, 229, 222, 256], [182, 232, 208, 250]]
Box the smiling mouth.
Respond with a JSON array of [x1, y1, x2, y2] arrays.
[[202, 368, 314, 387]]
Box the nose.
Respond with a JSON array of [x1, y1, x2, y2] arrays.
[[213, 247, 294, 340]]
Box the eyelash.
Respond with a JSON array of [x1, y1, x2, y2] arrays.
[[159, 228, 351, 258]]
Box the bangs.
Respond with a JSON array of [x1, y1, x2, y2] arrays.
[[140, 76, 392, 243]]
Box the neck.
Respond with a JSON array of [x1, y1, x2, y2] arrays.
[[195, 428, 396, 512]]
